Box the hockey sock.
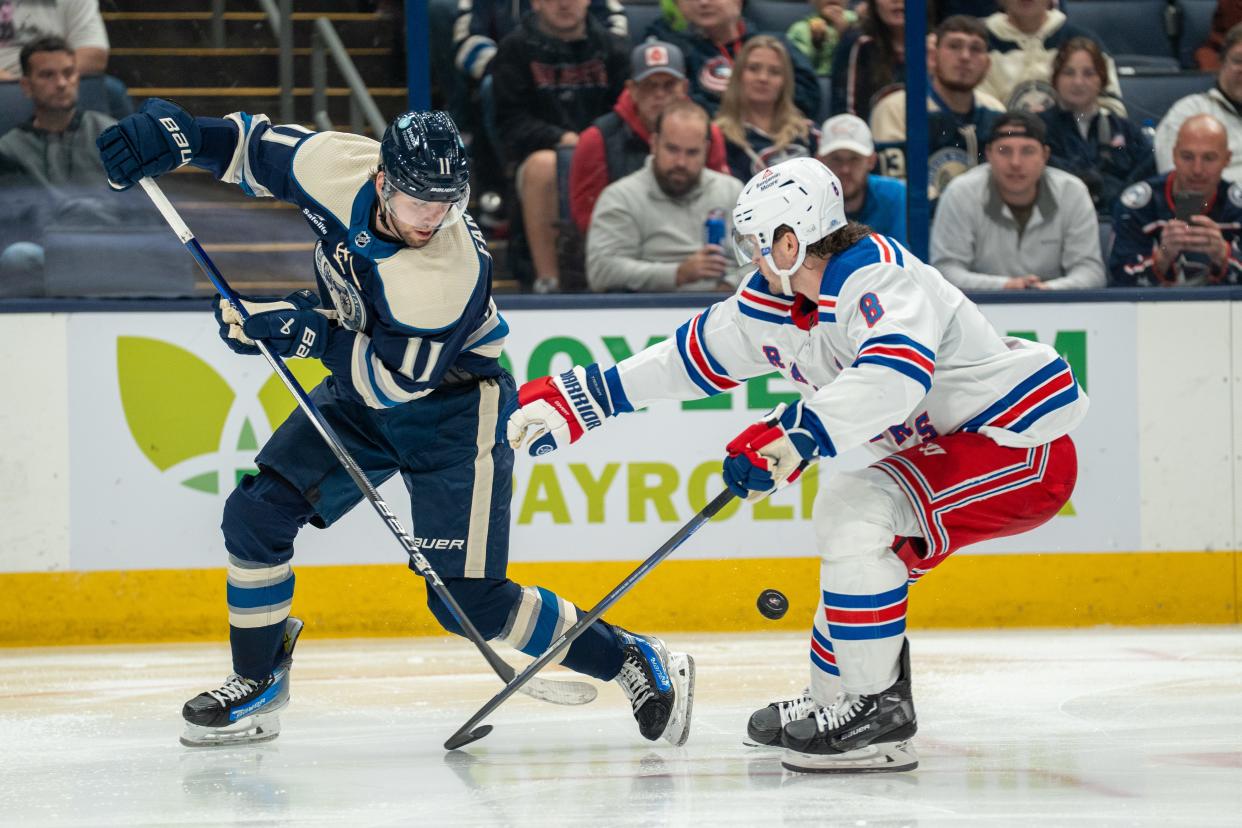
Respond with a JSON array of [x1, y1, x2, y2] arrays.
[[222, 471, 314, 679], [429, 578, 625, 682], [500, 584, 625, 681]]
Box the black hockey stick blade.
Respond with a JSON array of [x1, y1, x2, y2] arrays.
[[444, 724, 493, 751], [442, 489, 734, 751]]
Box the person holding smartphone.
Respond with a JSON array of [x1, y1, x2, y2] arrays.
[[1109, 114, 1242, 287]]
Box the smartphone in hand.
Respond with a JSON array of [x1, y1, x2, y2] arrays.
[[1173, 190, 1205, 222]]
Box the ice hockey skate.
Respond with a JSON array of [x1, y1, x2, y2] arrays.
[[614, 630, 695, 746], [744, 688, 816, 747], [780, 639, 918, 773], [180, 616, 304, 748]]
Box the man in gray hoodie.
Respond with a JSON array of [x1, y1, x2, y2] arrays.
[[931, 110, 1105, 290], [587, 100, 743, 292]]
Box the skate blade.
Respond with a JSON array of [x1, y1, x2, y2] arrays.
[[781, 740, 918, 774], [742, 737, 782, 749], [520, 676, 598, 706], [180, 713, 282, 748], [661, 653, 695, 747]]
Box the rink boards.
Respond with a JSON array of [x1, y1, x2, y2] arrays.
[[1, 296, 1239, 643]]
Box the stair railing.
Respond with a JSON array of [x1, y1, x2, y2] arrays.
[[310, 17, 387, 136], [210, 0, 293, 121], [255, 0, 295, 123], [206, 1, 383, 135]]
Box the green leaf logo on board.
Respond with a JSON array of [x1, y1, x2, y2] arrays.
[[117, 337, 328, 494]]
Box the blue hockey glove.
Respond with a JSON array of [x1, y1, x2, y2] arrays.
[[96, 98, 201, 190], [214, 290, 334, 359], [722, 403, 818, 500]]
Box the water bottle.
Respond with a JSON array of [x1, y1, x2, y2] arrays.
[[1141, 118, 1156, 144], [704, 208, 726, 247]]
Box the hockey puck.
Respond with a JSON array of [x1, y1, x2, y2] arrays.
[[757, 589, 788, 620]]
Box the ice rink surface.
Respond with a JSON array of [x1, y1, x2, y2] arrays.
[[1, 628, 1240, 827]]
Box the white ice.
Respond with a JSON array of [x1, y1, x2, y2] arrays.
[[1, 628, 1240, 827]]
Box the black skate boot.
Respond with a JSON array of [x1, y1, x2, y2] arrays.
[[745, 688, 816, 747], [614, 630, 695, 746], [780, 638, 918, 773], [180, 616, 304, 748]]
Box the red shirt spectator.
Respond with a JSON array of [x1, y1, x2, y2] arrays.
[[569, 42, 729, 233], [1197, 1, 1242, 71]]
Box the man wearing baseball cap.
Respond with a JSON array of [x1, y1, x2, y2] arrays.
[[569, 38, 730, 234], [816, 114, 908, 244], [931, 110, 1106, 290]]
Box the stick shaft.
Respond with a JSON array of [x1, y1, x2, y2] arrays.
[[445, 489, 734, 749]]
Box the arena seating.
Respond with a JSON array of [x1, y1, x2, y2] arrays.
[[1178, 0, 1220, 68], [1117, 69, 1214, 125], [1063, 0, 1180, 69], [747, 0, 810, 36], [624, 2, 664, 46]]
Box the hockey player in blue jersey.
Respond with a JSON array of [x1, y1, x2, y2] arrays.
[[96, 99, 694, 748]]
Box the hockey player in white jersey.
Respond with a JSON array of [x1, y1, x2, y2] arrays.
[[96, 100, 694, 749], [506, 156, 1087, 773]]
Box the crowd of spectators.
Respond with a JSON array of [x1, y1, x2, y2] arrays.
[[3, 0, 1242, 298], [430, 0, 1242, 293]]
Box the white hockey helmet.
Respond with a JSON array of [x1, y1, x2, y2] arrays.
[[732, 157, 847, 296]]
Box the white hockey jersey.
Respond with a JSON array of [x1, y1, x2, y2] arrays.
[[612, 233, 1088, 458]]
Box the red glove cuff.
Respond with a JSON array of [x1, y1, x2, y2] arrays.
[[726, 422, 786, 471], [517, 377, 585, 442]]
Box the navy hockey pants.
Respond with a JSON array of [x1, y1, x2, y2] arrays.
[[220, 373, 624, 683]]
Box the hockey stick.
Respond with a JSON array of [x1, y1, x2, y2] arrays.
[[137, 177, 596, 707], [444, 488, 736, 750]]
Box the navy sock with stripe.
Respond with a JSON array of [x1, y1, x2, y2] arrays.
[[222, 471, 314, 680], [427, 578, 625, 682]]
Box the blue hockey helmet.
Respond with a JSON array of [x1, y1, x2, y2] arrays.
[[378, 111, 470, 231]]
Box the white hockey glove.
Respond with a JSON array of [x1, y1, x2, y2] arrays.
[[507, 364, 617, 456], [722, 403, 819, 500]]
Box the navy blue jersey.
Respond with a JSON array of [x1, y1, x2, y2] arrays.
[[191, 113, 508, 408], [1041, 106, 1155, 214], [873, 89, 1002, 207], [1109, 174, 1242, 286]]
